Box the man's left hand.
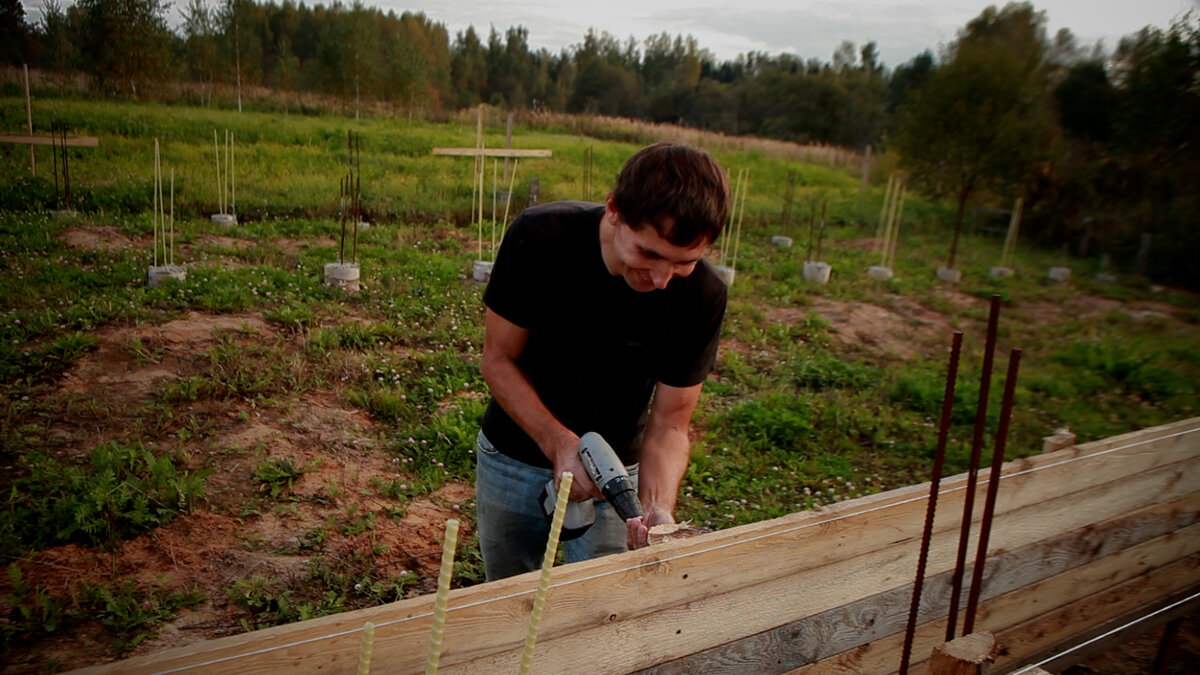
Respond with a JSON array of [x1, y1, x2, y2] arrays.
[[625, 508, 674, 550]]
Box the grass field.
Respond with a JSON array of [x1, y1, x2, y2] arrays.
[[1, 98, 1198, 671]]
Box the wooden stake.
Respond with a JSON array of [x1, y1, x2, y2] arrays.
[[170, 169, 175, 266], [357, 621, 375, 675], [51, 124, 59, 205], [24, 64, 34, 175], [930, 632, 996, 675], [153, 138, 160, 267], [888, 186, 907, 269], [1002, 197, 1022, 268], [214, 129, 222, 214], [730, 169, 749, 272], [225, 130, 231, 215], [518, 472, 574, 675], [230, 131, 236, 216], [496, 158, 519, 260], [816, 200, 828, 260], [877, 174, 896, 245], [425, 518, 460, 675], [806, 201, 816, 261], [352, 133, 360, 263]]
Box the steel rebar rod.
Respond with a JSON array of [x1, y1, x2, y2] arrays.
[[899, 331, 964, 675], [946, 293, 1002, 641], [964, 347, 1022, 634]]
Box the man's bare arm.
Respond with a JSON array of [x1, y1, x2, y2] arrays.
[[480, 308, 600, 499], [626, 381, 703, 548]]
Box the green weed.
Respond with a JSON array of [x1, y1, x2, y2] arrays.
[[252, 457, 317, 499], [0, 442, 209, 557]]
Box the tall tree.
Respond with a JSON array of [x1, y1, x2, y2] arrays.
[[892, 2, 1053, 268], [75, 0, 173, 95], [1, 0, 39, 65]]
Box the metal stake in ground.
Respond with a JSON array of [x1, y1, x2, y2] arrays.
[[900, 331, 964, 675], [964, 348, 1022, 634], [946, 294, 1003, 641]]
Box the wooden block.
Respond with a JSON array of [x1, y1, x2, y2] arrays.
[[432, 147, 552, 158], [930, 631, 996, 674], [0, 133, 100, 147], [1041, 428, 1075, 453]]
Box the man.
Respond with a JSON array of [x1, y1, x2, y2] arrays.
[[475, 142, 730, 581]]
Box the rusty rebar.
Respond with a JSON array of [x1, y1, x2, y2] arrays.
[[947, 293, 1002, 640], [964, 347, 1022, 634], [899, 331, 964, 675]]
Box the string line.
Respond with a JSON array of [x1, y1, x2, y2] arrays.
[[1008, 589, 1200, 675]]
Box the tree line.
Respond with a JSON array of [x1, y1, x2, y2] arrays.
[[3, 0, 1197, 286]]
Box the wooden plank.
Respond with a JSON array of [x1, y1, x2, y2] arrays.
[[70, 418, 1200, 675], [792, 536, 1200, 675], [929, 632, 995, 675], [446, 458, 1200, 674], [432, 147, 552, 158], [988, 564, 1200, 673], [995, 587, 1200, 674], [638, 492, 1200, 674], [0, 133, 100, 147]]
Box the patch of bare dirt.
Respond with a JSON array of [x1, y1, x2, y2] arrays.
[[3, 311, 475, 674], [1019, 295, 1181, 326], [769, 296, 959, 361], [58, 312, 274, 405], [61, 226, 140, 252], [272, 236, 336, 254], [195, 235, 256, 250], [840, 237, 885, 251]]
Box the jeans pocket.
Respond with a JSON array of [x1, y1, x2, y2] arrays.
[[476, 431, 502, 457]]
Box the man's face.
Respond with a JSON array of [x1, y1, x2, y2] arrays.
[[608, 214, 709, 292]]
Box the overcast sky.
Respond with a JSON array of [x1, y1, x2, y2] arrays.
[[21, 0, 1199, 68]]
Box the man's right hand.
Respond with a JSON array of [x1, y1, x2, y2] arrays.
[[551, 434, 603, 502]]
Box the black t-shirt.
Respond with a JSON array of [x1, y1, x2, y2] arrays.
[[481, 200, 727, 467]]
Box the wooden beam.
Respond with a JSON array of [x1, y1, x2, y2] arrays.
[[0, 134, 100, 147], [929, 632, 995, 674], [790, 532, 1200, 675], [68, 417, 1200, 675], [436, 451, 1200, 673], [432, 147, 552, 158], [641, 492, 1200, 674]]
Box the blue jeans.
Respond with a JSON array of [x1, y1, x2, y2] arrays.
[[474, 431, 637, 582]]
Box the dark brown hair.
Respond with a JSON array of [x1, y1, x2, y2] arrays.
[[610, 142, 731, 247]]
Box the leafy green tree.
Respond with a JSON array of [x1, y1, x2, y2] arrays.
[[450, 26, 487, 107], [75, 0, 173, 95], [37, 0, 80, 72], [1, 0, 39, 65], [892, 2, 1053, 268], [180, 0, 218, 101]]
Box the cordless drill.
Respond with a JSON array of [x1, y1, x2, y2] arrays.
[[540, 432, 643, 541]]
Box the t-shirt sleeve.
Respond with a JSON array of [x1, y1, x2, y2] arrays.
[[656, 271, 727, 388], [482, 214, 536, 328]]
